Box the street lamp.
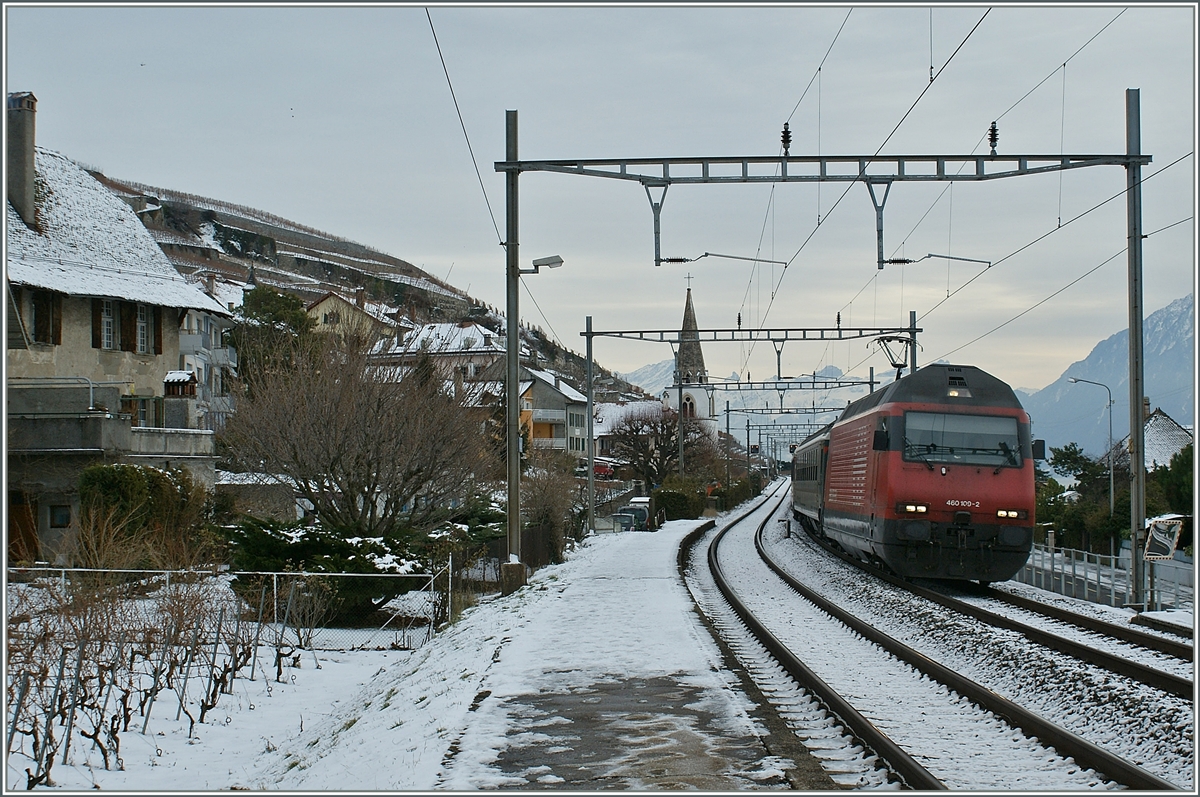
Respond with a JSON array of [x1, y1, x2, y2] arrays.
[[1069, 376, 1117, 564], [504, 251, 561, 593], [526, 255, 563, 273], [1068, 377, 1115, 520]]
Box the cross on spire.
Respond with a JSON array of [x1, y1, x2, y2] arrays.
[[685, 272, 694, 288]]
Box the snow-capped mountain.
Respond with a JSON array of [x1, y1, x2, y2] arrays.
[[1019, 294, 1193, 457], [617, 359, 677, 397]]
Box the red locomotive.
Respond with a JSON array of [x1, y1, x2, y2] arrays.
[[792, 364, 1044, 582]]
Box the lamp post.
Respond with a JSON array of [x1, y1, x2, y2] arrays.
[[503, 106, 565, 595], [1068, 377, 1115, 520]]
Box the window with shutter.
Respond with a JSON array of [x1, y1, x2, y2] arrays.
[[120, 302, 136, 352], [137, 304, 149, 353], [31, 291, 53, 344], [101, 300, 115, 350]]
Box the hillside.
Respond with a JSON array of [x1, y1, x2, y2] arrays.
[[86, 170, 645, 400]]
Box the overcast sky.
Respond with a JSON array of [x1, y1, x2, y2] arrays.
[[5, 3, 1196, 392]]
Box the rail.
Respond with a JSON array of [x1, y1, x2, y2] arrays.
[[702, 485, 945, 790], [758, 520, 1179, 790]]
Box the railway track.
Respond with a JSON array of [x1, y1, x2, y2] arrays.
[[684, 481, 1185, 790], [792, 523, 1193, 698]]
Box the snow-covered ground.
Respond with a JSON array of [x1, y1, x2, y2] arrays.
[[9, 516, 788, 792], [9, 499, 1193, 792]]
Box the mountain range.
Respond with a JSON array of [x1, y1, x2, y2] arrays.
[[1017, 293, 1193, 457], [620, 294, 1194, 458]]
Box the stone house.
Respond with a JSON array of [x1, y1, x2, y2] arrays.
[[6, 91, 232, 563]]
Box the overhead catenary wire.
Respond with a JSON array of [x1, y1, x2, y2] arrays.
[[741, 7, 990, 381], [427, 8, 565, 350], [920, 150, 1193, 321], [766, 9, 991, 305], [841, 211, 1194, 379], [873, 8, 1129, 299], [427, 9, 502, 246], [736, 9, 853, 377], [933, 214, 1191, 361]]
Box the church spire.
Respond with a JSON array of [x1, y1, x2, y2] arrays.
[[676, 287, 707, 385]]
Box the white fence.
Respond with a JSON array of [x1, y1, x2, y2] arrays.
[[1012, 543, 1194, 611]]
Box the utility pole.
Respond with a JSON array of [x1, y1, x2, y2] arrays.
[[586, 315, 595, 537], [1125, 89, 1146, 608], [909, 311, 918, 373], [502, 109, 525, 595], [725, 400, 731, 487], [746, 418, 751, 481]]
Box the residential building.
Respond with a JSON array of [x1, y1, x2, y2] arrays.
[[307, 287, 413, 345], [6, 91, 230, 562], [177, 270, 240, 430], [592, 400, 666, 460], [372, 320, 505, 381], [522, 368, 589, 455], [1109, 407, 1194, 471]]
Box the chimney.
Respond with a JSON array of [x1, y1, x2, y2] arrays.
[[1143, 396, 1151, 423], [7, 92, 37, 228], [204, 272, 216, 296], [355, 287, 365, 308]]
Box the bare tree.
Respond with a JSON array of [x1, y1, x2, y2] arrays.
[[606, 404, 711, 488], [219, 333, 485, 539], [521, 449, 578, 567]]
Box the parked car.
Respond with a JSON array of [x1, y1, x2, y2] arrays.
[[618, 496, 653, 531]]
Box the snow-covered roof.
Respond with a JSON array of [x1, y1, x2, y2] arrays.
[[307, 291, 406, 328], [215, 470, 298, 488], [5, 147, 230, 316], [379, 322, 504, 356], [164, 370, 196, 383], [527, 367, 587, 403], [1111, 408, 1193, 470], [209, 277, 249, 312], [1144, 410, 1193, 469]]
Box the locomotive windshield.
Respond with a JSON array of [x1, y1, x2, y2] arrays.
[[903, 412, 1022, 468]]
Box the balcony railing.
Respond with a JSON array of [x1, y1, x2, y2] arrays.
[[209, 347, 236, 368], [178, 332, 210, 355], [531, 438, 566, 450], [531, 408, 566, 422]]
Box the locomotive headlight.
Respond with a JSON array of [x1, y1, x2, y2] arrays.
[[996, 509, 1028, 519], [898, 502, 929, 514]]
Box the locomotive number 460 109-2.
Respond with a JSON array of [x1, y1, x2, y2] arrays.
[[945, 499, 981, 508]]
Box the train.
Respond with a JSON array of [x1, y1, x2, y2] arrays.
[[791, 363, 1045, 583]]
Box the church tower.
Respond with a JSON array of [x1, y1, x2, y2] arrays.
[[663, 287, 716, 434], [676, 288, 707, 386]]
